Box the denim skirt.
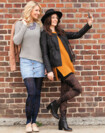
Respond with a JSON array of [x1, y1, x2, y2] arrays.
[[20, 57, 45, 80]]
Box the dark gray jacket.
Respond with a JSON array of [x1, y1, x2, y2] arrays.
[[40, 23, 92, 72]]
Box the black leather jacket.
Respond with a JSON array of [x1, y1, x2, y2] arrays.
[[40, 23, 92, 72]]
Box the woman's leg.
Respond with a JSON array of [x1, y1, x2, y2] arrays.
[[58, 74, 81, 131], [57, 73, 82, 104], [32, 77, 43, 124], [60, 80, 69, 118], [24, 78, 37, 124]]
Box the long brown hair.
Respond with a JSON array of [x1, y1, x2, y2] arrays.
[[43, 14, 65, 36]]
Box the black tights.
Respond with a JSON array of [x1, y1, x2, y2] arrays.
[[24, 77, 43, 124]]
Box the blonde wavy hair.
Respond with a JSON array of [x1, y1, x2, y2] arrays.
[[22, 1, 42, 26]]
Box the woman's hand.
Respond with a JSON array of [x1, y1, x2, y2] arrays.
[[47, 71, 54, 81], [87, 13, 93, 26], [45, 69, 47, 75], [22, 19, 27, 25]]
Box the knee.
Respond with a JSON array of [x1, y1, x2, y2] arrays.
[[74, 84, 82, 94], [36, 89, 41, 96], [28, 94, 35, 99], [78, 86, 82, 94]]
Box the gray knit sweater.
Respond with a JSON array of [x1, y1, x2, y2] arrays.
[[13, 21, 43, 63]]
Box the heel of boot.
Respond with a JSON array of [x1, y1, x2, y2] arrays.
[[47, 104, 51, 110], [59, 126, 63, 130], [58, 120, 63, 130]]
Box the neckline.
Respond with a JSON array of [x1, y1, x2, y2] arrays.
[[29, 22, 36, 25], [52, 31, 57, 34]]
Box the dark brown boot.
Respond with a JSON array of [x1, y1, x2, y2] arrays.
[[47, 100, 59, 119], [59, 117, 72, 131]]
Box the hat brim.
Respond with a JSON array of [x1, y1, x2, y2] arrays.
[[41, 11, 62, 24]]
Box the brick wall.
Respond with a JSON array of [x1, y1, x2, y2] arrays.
[[0, 0, 105, 119]]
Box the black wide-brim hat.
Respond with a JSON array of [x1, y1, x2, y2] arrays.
[[41, 9, 62, 24]]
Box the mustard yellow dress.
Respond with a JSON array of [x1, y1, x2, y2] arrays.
[[53, 33, 75, 80]]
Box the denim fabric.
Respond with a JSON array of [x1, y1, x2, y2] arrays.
[[24, 77, 43, 124], [20, 57, 45, 80]]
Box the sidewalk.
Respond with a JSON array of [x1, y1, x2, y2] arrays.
[[0, 125, 105, 133]]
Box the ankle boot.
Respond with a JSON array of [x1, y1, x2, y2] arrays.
[[58, 117, 72, 131], [47, 100, 59, 119]]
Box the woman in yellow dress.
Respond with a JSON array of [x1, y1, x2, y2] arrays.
[[40, 9, 93, 131]]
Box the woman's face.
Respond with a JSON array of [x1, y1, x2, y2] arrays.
[[51, 14, 58, 27], [31, 5, 40, 20]]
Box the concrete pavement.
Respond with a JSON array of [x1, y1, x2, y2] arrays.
[[0, 125, 105, 133]]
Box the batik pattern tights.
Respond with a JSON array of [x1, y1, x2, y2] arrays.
[[24, 77, 43, 124]]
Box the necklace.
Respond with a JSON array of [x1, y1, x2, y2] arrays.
[[28, 22, 36, 30]]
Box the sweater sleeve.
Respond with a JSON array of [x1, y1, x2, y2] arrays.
[[13, 21, 27, 45], [65, 23, 92, 39]]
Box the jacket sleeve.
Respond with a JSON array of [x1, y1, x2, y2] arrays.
[[13, 21, 27, 45], [9, 24, 16, 71], [40, 31, 52, 73], [65, 23, 92, 39]]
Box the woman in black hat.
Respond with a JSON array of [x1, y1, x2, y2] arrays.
[[40, 9, 93, 131]]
